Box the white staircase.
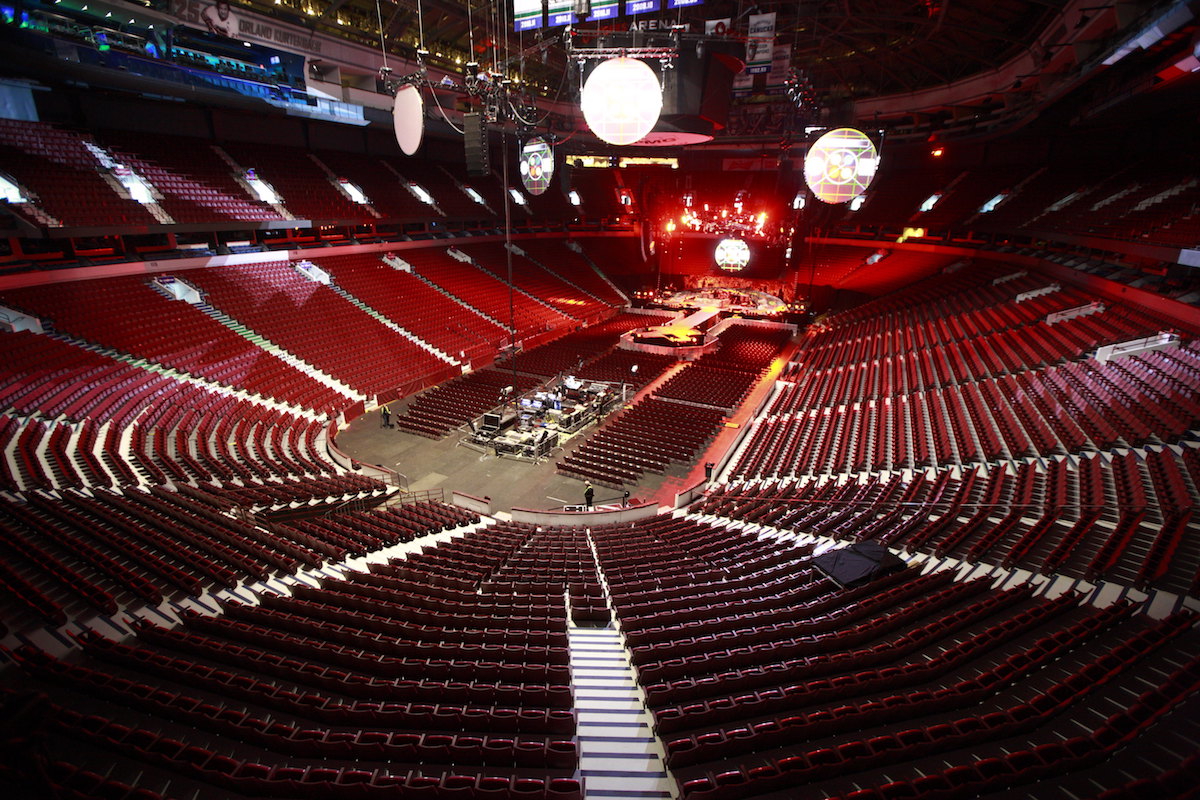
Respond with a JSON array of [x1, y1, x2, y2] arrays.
[[380, 160, 447, 216], [408, 265, 513, 333], [83, 140, 177, 225], [1133, 177, 1198, 212], [324, 281, 461, 367], [506, 242, 612, 310], [1015, 283, 1060, 302], [457, 246, 578, 321], [211, 145, 296, 220], [192, 304, 365, 405], [569, 626, 675, 800], [307, 153, 382, 219], [15, 199, 62, 228], [567, 241, 631, 305], [1046, 301, 1104, 325]]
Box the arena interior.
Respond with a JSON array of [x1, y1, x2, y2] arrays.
[[1, 0, 1199, 798]]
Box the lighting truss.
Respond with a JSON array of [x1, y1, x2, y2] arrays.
[[570, 47, 678, 61]]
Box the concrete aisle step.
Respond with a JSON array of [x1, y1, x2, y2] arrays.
[[569, 626, 675, 800]]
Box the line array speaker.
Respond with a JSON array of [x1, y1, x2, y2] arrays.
[[464, 112, 490, 176]]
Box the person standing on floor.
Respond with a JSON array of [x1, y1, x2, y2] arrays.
[[380, 404, 391, 428], [584, 483, 594, 510]]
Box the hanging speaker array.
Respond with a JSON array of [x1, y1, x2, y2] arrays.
[[464, 112, 491, 176]]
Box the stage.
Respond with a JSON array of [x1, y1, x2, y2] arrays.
[[629, 307, 720, 347], [642, 287, 790, 317]]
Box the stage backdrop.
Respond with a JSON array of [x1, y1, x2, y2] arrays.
[[659, 234, 787, 280]]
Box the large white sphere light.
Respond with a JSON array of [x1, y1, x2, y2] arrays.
[[392, 84, 424, 156], [580, 57, 662, 146]]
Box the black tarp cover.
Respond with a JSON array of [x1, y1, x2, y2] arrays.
[[811, 541, 907, 588]]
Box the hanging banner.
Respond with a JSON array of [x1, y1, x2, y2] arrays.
[[667, 0, 704, 8], [625, 0, 662, 15], [514, 0, 542, 31], [767, 43, 791, 86], [745, 11, 775, 74], [704, 17, 730, 35], [547, 0, 575, 26], [587, 0, 620, 21], [732, 68, 754, 94]]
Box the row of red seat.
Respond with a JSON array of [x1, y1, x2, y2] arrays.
[[405, 248, 571, 341], [78, 627, 575, 734], [497, 311, 669, 379], [593, 514, 792, 589], [629, 573, 981, 686], [516, 239, 630, 306], [459, 242, 613, 323], [255, 589, 567, 649], [795, 656, 1200, 800], [0, 125, 161, 227], [1, 519, 590, 798], [312, 252, 508, 365], [1, 274, 342, 413], [796, 295, 1155, 383], [741, 343, 1199, 480], [655, 363, 761, 410], [0, 487, 479, 627], [680, 632, 1198, 800], [577, 508, 1200, 798], [666, 596, 1138, 769], [705, 443, 1200, 594], [33, 695, 581, 800], [186, 261, 449, 396], [650, 586, 1070, 734], [559, 396, 727, 488], [104, 128, 282, 221], [14, 644, 577, 769], [186, 472, 382, 509], [398, 368, 541, 438]]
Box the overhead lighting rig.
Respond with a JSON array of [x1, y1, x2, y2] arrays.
[[379, 54, 513, 127], [565, 28, 680, 72], [784, 68, 819, 112], [570, 47, 679, 62], [376, 52, 428, 94]]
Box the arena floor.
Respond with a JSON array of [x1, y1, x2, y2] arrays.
[[335, 337, 800, 513], [334, 410, 678, 512]]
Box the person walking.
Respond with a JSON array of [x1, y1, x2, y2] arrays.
[[584, 483, 594, 510], [380, 404, 391, 428]]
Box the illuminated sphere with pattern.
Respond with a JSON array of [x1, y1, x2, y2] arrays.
[[804, 127, 879, 204], [714, 238, 751, 272], [581, 57, 663, 146], [520, 136, 554, 196]]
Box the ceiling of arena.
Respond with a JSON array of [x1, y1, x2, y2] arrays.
[[230, 0, 1069, 101]]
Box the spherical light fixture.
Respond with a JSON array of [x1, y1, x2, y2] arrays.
[[392, 84, 424, 156], [714, 238, 751, 272], [803, 127, 879, 204], [519, 136, 554, 196], [580, 57, 662, 146]]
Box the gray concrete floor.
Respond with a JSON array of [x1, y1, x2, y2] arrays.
[[334, 334, 802, 514], [334, 408, 677, 512]]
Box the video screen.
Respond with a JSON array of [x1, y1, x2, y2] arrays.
[[666, 236, 787, 279]]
